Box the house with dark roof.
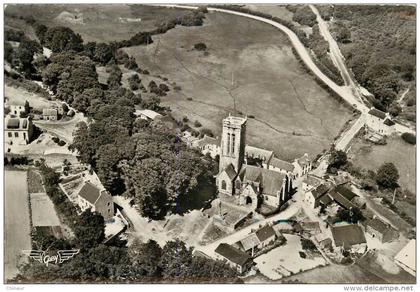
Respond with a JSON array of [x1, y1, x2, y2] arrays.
[[4, 115, 33, 145], [215, 243, 254, 274], [256, 224, 277, 246], [366, 107, 396, 136], [364, 218, 399, 243], [77, 181, 115, 220], [331, 224, 367, 253], [236, 224, 278, 256], [292, 153, 312, 177], [304, 183, 331, 208]]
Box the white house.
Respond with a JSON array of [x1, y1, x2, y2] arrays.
[[193, 135, 221, 159], [293, 153, 312, 177], [4, 115, 33, 145], [134, 109, 162, 121], [394, 240, 416, 277], [10, 104, 26, 116]]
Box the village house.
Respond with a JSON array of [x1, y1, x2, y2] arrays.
[[180, 130, 200, 147], [215, 243, 254, 274], [363, 218, 399, 243], [216, 116, 294, 211], [304, 183, 331, 208], [134, 109, 162, 121], [366, 108, 396, 136], [331, 224, 367, 253], [292, 153, 312, 177], [394, 240, 416, 277], [76, 181, 115, 220], [10, 104, 26, 116], [42, 108, 58, 121], [302, 174, 324, 192], [193, 135, 221, 159], [4, 115, 33, 145], [236, 224, 278, 257]]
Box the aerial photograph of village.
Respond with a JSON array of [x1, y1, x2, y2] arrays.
[[2, 2, 417, 288]]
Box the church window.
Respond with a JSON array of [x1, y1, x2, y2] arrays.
[[221, 180, 227, 190], [231, 133, 236, 154], [235, 180, 241, 189], [227, 133, 231, 154]]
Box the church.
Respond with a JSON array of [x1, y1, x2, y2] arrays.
[[216, 115, 294, 211]]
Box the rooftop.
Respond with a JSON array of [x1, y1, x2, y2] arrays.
[[195, 135, 220, 148], [239, 165, 286, 197], [238, 233, 260, 251], [303, 174, 323, 187], [135, 109, 162, 120], [366, 218, 390, 234], [78, 181, 108, 205], [368, 108, 387, 119], [223, 115, 247, 127], [5, 116, 30, 130], [215, 243, 252, 266], [269, 157, 295, 172], [331, 224, 366, 248], [43, 108, 58, 116], [383, 118, 396, 126], [245, 145, 273, 162], [255, 225, 276, 242], [394, 240, 416, 273]]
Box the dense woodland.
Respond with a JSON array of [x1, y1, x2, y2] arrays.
[[327, 5, 416, 119]]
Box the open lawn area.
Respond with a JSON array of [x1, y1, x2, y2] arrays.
[[5, 84, 60, 111], [123, 9, 353, 160], [5, 4, 191, 43], [30, 193, 61, 227], [254, 234, 327, 280], [5, 170, 31, 281], [348, 135, 416, 193]]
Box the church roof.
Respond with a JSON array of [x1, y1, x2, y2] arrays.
[[269, 157, 294, 172], [245, 145, 273, 162], [224, 164, 237, 181], [239, 165, 285, 197]]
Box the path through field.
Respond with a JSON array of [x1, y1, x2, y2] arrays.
[[5, 170, 31, 281]]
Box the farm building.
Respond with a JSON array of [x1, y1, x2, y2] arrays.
[[304, 183, 331, 208], [394, 240, 416, 277], [76, 181, 115, 220], [42, 108, 58, 121], [331, 224, 367, 253], [363, 218, 399, 243], [4, 115, 33, 145], [134, 109, 162, 121], [215, 243, 254, 274], [236, 224, 278, 256]]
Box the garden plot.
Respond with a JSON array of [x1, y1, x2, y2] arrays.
[[30, 193, 61, 227], [254, 234, 327, 280]]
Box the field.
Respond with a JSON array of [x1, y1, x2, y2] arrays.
[[5, 170, 32, 281], [348, 135, 416, 193], [123, 9, 353, 160], [30, 193, 61, 227], [5, 84, 60, 110], [5, 4, 191, 42]]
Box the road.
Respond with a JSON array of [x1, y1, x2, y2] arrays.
[[335, 115, 366, 152], [5, 170, 32, 281], [309, 5, 367, 104]]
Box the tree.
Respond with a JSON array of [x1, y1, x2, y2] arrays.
[[24, 100, 30, 114], [43, 26, 84, 53], [74, 209, 105, 250], [128, 239, 162, 278], [376, 162, 399, 189], [159, 240, 192, 279], [401, 132, 416, 145], [94, 43, 114, 65], [328, 149, 347, 172], [107, 65, 122, 89], [336, 207, 364, 224]]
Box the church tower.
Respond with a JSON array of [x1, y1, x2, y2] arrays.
[[219, 115, 247, 173]]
